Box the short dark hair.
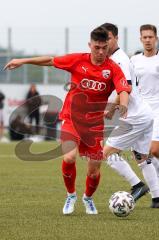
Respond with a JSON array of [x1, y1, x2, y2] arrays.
[[100, 23, 118, 36], [90, 26, 109, 42], [140, 24, 157, 35]]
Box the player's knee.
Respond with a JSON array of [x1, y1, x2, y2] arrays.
[[87, 172, 100, 179], [132, 150, 142, 161], [87, 165, 100, 178], [138, 159, 152, 169], [132, 150, 148, 163], [63, 154, 76, 163], [150, 147, 159, 158], [132, 150, 152, 166], [107, 153, 119, 166], [103, 146, 112, 159], [103, 147, 119, 160], [133, 151, 152, 166]]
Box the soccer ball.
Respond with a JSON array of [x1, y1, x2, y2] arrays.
[[109, 191, 135, 217]]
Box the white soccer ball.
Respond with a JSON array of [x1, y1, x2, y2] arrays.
[[109, 191, 135, 217]]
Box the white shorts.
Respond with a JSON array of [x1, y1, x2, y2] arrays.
[[152, 117, 159, 141], [106, 120, 153, 154], [0, 109, 3, 124]]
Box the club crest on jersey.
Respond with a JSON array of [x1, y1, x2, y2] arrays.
[[102, 69, 111, 79]]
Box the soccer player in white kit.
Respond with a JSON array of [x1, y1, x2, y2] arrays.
[[101, 23, 159, 208], [131, 25, 159, 188]]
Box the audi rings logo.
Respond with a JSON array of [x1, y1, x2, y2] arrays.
[[80, 79, 106, 91]]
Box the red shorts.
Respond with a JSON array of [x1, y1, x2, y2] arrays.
[[60, 119, 104, 160]]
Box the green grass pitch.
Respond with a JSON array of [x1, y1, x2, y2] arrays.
[[0, 142, 159, 240]]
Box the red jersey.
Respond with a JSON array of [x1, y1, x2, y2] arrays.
[[53, 53, 130, 121]]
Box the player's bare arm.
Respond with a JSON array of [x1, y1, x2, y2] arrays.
[[118, 91, 129, 118], [104, 95, 120, 119], [4, 56, 53, 70]]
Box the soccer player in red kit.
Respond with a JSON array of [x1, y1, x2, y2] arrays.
[[4, 26, 131, 215]]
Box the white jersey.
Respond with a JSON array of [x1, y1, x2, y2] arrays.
[[131, 52, 159, 117], [110, 48, 152, 124]]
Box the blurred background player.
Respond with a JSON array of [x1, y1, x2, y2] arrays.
[[131, 24, 159, 181], [101, 23, 159, 208], [9, 114, 33, 140], [0, 91, 5, 140], [26, 84, 41, 134], [4, 26, 131, 215]]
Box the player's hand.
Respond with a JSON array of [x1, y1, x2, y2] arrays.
[[104, 109, 116, 120], [104, 103, 116, 120], [3, 59, 24, 70], [116, 105, 128, 119], [104, 110, 114, 120]]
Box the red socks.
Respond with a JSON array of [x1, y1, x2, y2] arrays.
[[62, 160, 76, 194], [62, 160, 100, 197], [85, 173, 100, 197]]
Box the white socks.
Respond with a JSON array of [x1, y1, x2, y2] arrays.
[[138, 160, 159, 198], [107, 154, 141, 187], [107, 154, 159, 198], [151, 156, 159, 177]]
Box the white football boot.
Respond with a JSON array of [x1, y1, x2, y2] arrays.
[[63, 193, 77, 215], [82, 194, 98, 214]]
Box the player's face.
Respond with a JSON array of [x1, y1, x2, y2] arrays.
[[107, 31, 118, 55], [140, 30, 158, 52], [89, 40, 109, 65]]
